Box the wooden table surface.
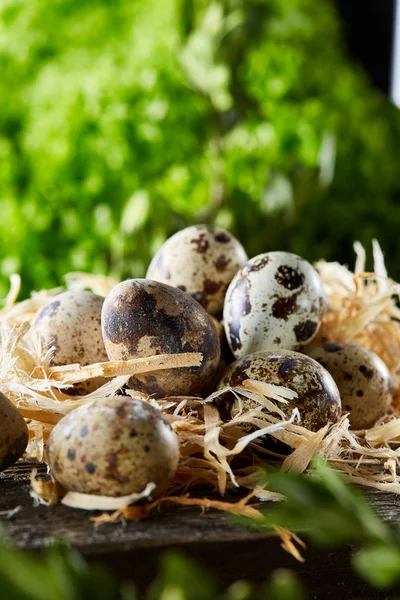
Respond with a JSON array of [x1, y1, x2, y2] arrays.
[[1, 461, 400, 599]]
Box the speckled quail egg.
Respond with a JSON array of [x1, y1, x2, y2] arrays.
[[46, 396, 179, 497], [223, 252, 325, 358], [217, 349, 341, 431], [32, 290, 109, 394], [307, 343, 392, 430], [0, 391, 28, 471], [101, 279, 221, 397], [146, 225, 248, 315]]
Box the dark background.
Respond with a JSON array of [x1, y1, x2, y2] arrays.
[[337, 0, 395, 93]]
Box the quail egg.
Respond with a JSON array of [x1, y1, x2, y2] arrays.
[[223, 251, 325, 358], [46, 396, 179, 497], [307, 343, 392, 430], [217, 349, 341, 431], [32, 290, 109, 394], [146, 225, 247, 315], [101, 279, 221, 397], [0, 391, 29, 471]]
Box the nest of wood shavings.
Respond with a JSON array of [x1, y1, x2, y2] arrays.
[[2, 243, 400, 520]]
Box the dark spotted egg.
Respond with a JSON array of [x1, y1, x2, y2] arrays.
[[216, 350, 341, 431], [146, 225, 247, 315], [308, 343, 392, 430], [223, 251, 325, 358], [32, 290, 109, 394], [101, 279, 221, 397], [0, 392, 28, 471], [46, 396, 179, 497]]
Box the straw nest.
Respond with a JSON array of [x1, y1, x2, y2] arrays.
[[3, 241, 400, 521]]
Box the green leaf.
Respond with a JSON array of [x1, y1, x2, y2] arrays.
[[0, 543, 66, 600], [120, 582, 138, 600], [353, 544, 400, 589], [256, 570, 307, 600], [222, 581, 255, 600], [0, 538, 134, 600], [315, 460, 389, 543], [147, 552, 217, 600], [246, 460, 390, 548]]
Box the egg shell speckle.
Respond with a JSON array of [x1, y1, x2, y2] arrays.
[[308, 343, 392, 430], [223, 252, 325, 358], [0, 391, 28, 471], [32, 290, 108, 393], [146, 225, 247, 315], [217, 350, 341, 431], [101, 279, 221, 397], [46, 396, 180, 497]]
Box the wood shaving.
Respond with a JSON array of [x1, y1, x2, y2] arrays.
[[275, 526, 307, 562], [41, 353, 202, 385], [90, 491, 264, 526], [242, 379, 298, 403], [62, 483, 156, 510], [30, 469, 58, 506], [281, 424, 330, 474], [365, 419, 400, 445], [0, 506, 21, 519]]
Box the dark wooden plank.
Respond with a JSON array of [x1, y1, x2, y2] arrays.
[[1, 461, 399, 599]]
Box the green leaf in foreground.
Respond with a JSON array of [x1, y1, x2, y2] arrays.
[[255, 569, 307, 600], [0, 541, 64, 600], [147, 552, 217, 600], [0, 539, 135, 600], [223, 580, 255, 600], [250, 460, 390, 547], [353, 544, 400, 589]]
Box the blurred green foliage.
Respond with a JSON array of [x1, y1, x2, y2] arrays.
[[243, 459, 400, 591], [1, 0, 400, 298], [0, 539, 306, 600]]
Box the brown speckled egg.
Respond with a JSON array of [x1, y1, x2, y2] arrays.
[[217, 350, 341, 431], [0, 392, 28, 471], [307, 343, 392, 430], [146, 225, 247, 315], [46, 396, 179, 497], [101, 279, 221, 397], [223, 252, 325, 358], [32, 290, 108, 394]]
